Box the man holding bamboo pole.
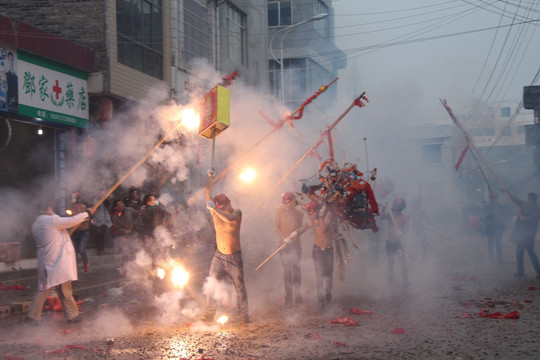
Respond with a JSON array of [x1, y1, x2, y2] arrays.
[[200, 191, 249, 324]]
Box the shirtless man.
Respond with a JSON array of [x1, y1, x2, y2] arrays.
[[200, 193, 249, 324], [286, 200, 335, 308], [275, 192, 304, 308]]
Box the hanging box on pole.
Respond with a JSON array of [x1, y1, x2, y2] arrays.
[[199, 85, 230, 139]]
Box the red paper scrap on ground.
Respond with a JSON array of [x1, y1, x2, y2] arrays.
[[349, 308, 373, 315], [305, 333, 321, 340], [333, 341, 348, 346], [330, 317, 359, 326], [479, 309, 520, 319], [391, 328, 406, 334], [524, 300, 533, 303], [528, 286, 537, 290], [462, 313, 474, 318], [43, 344, 86, 354], [0, 282, 24, 291], [44, 297, 83, 312]]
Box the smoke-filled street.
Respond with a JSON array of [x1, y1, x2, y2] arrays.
[[1, 228, 539, 360]]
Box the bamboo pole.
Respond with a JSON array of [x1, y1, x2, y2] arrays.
[[211, 77, 339, 185], [255, 243, 288, 271], [248, 92, 366, 216], [440, 99, 520, 216], [69, 122, 183, 235]]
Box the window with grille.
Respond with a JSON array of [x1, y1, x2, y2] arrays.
[[116, 0, 163, 79]]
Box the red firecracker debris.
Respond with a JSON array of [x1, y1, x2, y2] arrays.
[[330, 317, 359, 326], [528, 286, 537, 290], [333, 341, 348, 346], [479, 309, 520, 319], [391, 328, 406, 334], [55, 328, 73, 335], [524, 300, 533, 303], [462, 313, 474, 318], [4, 356, 24, 360], [349, 308, 373, 315], [43, 344, 86, 354], [461, 302, 474, 306], [0, 282, 24, 291]]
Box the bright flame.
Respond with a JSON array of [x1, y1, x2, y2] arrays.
[[156, 267, 166, 279], [239, 167, 257, 183], [65, 209, 72, 216], [171, 265, 189, 289], [217, 315, 228, 325], [181, 108, 200, 130]]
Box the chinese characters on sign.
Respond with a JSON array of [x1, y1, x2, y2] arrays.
[[17, 50, 89, 128], [22, 72, 87, 111]]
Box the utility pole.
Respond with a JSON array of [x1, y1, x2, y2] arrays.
[[523, 86, 540, 173]]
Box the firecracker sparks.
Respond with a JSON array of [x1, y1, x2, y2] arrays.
[[239, 167, 257, 183], [180, 108, 200, 130], [65, 209, 72, 216], [217, 315, 228, 325], [171, 265, 189, 289], [156, 267, 166, 279]]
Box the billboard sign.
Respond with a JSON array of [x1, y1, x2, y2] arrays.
[[17, 50, 89, 128]]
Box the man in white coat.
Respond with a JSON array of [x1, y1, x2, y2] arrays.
[[24, 199, 95, 324]]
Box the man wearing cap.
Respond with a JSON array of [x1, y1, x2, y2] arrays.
[[505, 191, 540, 278], [200, 192, 249, 324], [275, 192, 304, 308], [284, 200, 336, 309]]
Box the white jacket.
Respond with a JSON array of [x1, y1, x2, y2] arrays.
[[31, 212, 89, 290]]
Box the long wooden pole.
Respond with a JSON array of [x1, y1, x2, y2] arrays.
[[69, 122, 183, 235], [248, 92, 366, 216], [255, 243, 288, 271], [440, 99, 520, 216], [211, 77, 339, 186]]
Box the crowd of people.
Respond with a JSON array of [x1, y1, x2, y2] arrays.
[[24, 178, 540, 326]]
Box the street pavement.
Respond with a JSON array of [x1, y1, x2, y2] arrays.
[[0, 249, 128, 319], [0, 243, 215, 316]]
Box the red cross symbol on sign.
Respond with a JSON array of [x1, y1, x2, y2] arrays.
[[52, 80, 62, 99]]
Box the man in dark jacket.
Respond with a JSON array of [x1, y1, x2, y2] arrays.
[[506, 191, 540, 277]]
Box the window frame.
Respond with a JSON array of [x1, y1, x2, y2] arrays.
[[268, 0, 292, 27], [116, 0, 163, 79], [226, 4, 247, 65]]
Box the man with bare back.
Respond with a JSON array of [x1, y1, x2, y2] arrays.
[[200, 192, 249, 324]]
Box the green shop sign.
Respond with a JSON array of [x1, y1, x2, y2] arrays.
[[18, 50, 88, 128]]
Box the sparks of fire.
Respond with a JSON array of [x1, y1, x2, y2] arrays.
[[217, 315, 228, 325], [239, 167, 257, 183], [65, 209, 72, 216], [156, 267, 166, 279], [171, 264, 189, 289], [180, 108, 200, 130]]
